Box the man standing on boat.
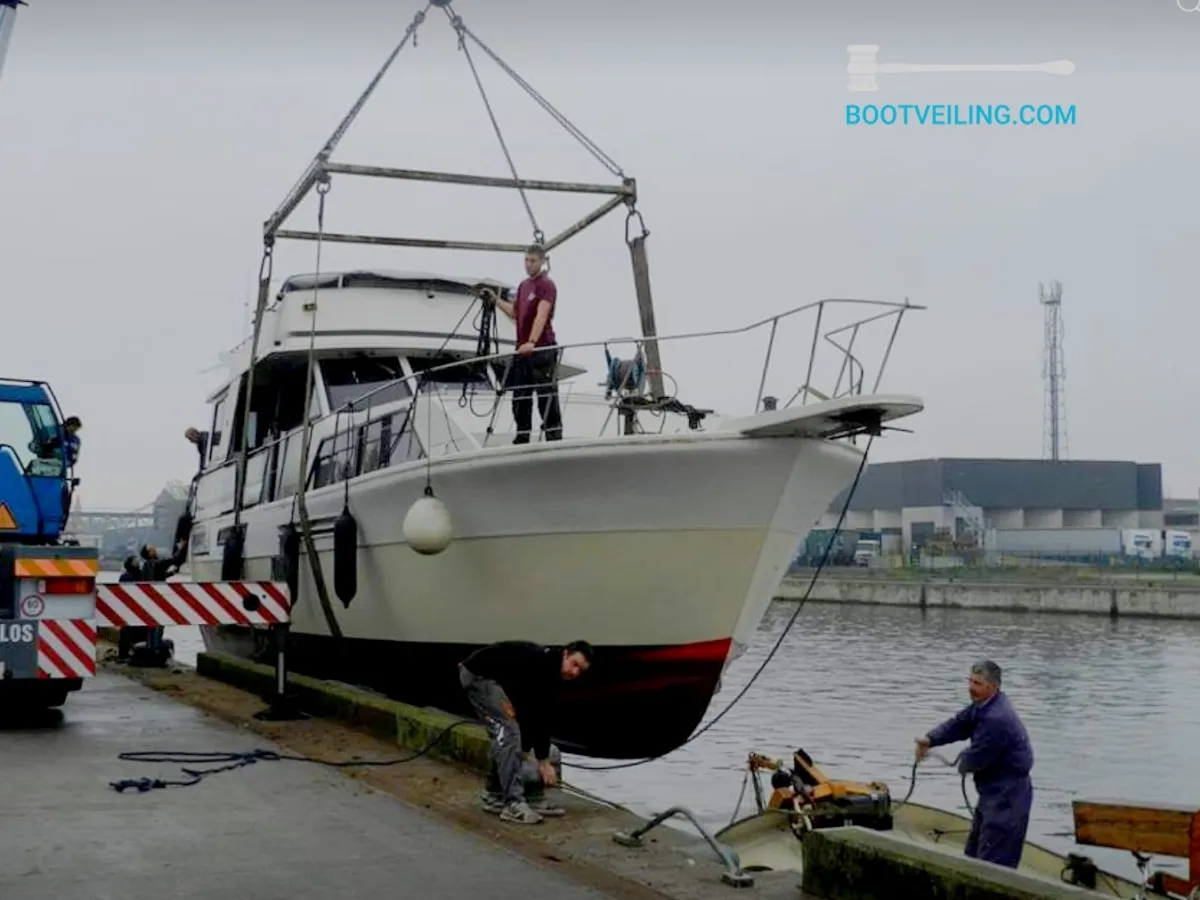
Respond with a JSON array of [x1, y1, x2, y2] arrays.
[[459, 639, 593, 824], [915, 660, 1034, 870], [480, 244, 565, 443]]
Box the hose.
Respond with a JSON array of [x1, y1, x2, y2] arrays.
[[895, 749, 974, 817]]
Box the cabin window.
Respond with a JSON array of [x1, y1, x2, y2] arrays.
[[311, 429, 359, 490], [359, 418, 386, 474], [209, 395, 226, 462], [231, 361, 316, 453], [407, 354, 494, 391], [321, 356, 410, 413], [386, 410, 424, 466], [277, 433, 303, 497], [0, 402, 39, 471], [305, 408, 427, 486]]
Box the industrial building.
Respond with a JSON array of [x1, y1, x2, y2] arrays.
[[811, 457, 1167, 557]]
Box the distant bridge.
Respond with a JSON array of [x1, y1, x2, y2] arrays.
[[70, 509, 157, 533], [65, 483, 190, 564]]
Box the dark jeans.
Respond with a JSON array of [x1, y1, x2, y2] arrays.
[[507, 348, 563, 443]]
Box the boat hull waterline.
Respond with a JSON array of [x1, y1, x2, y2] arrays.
[[193, 430, 865, 759]]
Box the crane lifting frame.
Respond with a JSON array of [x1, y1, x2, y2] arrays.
[[259, 2, 639, 258]]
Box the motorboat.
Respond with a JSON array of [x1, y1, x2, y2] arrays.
[[186, 269, 924, 758], [178, 2, 927, 759]]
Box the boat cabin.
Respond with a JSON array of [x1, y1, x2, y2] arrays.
[[193, 269, 592, 518]]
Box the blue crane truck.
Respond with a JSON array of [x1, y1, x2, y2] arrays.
[[0, 379, 100, 708]]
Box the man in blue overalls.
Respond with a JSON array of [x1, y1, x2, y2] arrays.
[[916, 660, 1034, 869]]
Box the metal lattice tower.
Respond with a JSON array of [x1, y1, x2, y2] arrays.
[[1040, 281, 1068, 461]]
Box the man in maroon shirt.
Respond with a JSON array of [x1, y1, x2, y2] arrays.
[[484, 245, 564, 443]]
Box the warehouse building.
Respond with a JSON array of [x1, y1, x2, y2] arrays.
[[814, 457, 1164, 554]]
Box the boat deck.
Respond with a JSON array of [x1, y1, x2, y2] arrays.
[[0, 671, 808, 900]]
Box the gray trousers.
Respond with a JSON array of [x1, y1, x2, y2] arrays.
[[459, 665, 527, 804]]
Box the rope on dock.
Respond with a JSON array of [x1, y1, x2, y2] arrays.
[[109, 719, 473, 793]]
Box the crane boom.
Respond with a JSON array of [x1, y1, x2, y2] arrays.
[[0, 0, 27, 87]]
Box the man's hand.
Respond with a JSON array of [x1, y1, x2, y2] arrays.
[[478, 287, 496, 304], [537, 759, 557, 787], [517, 342, 536, 357], [914, 736, 931, 762]]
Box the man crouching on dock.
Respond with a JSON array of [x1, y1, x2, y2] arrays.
[[459, 640, 593, 824]]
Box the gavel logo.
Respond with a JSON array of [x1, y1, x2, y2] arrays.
[[846, 44, 1076, 92]]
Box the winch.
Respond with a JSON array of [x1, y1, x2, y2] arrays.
[[751, 747, 894, 832]]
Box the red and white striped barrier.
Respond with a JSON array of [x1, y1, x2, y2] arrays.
[[37, 619, 98, 680], [96, 581, 291, 629]]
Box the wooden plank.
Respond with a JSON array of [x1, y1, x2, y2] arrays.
[[1072, 798, 1199, 858]]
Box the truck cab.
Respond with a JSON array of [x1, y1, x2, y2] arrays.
[[853, 538, 882, 567], [0, 378, 76, 544]]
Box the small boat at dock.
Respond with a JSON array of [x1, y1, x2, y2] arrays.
[[713, 748, 1150, 898]]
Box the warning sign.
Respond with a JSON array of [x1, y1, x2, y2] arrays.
[[0, 503, 15, 530]]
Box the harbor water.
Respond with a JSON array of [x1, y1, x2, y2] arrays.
[[164, 599, 1200, 882]]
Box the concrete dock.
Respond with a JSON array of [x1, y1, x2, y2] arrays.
[[0, 669, 803, 900], [778, 570, 1200, 619], [1, 674, 614, 900]]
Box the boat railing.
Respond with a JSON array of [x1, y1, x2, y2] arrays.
[[193, 296, 923, 512], [321, 295, 925, 435]]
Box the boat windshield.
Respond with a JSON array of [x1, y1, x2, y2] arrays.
[[407, 354, 495, 392], [321, 356, 411, 412]]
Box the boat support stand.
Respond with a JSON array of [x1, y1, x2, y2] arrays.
[[613, 807, 754, 888]]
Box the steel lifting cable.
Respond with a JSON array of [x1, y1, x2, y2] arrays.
[[321, 6, 430, 156], [445, 4, 624, 179], [292, 178, 343, 640], [445, 8, 541, 243]]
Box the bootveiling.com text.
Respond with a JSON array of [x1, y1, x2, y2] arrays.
[[845, 103, 1078, 127]]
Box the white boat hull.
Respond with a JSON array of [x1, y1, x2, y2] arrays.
[[191, 428, 866, 757]]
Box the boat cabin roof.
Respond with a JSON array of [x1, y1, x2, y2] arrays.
[[206, 267, 567, 403], [277, 269, 516, 298]]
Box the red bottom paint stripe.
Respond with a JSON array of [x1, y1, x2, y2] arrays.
[[620, 637, 733, 664]]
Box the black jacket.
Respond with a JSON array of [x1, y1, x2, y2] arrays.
[[462, 641, 561, 760]]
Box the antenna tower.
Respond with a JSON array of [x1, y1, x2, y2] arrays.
[[1040, 280, 1067, 461]]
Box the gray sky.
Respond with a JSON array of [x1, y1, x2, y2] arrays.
[[1, 0, 1197, 508]]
